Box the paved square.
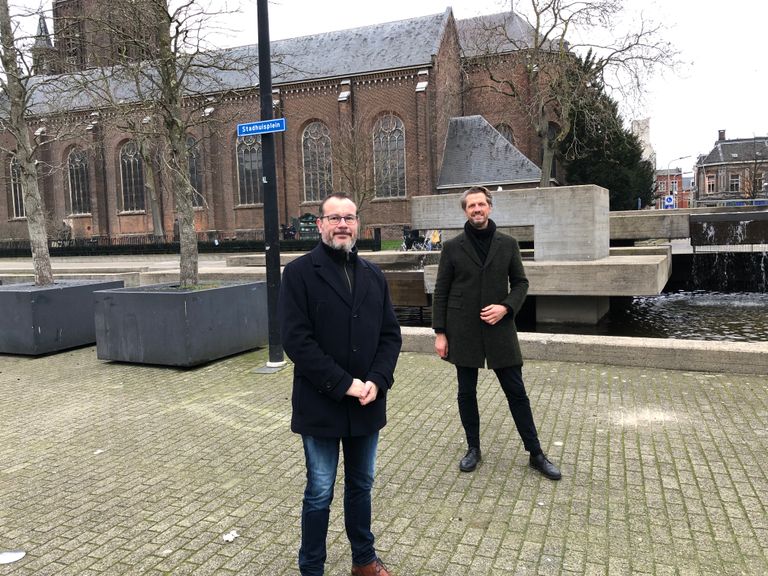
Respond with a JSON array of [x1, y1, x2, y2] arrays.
[[1, 347, 766, 575]]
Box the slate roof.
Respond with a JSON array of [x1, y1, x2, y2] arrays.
[[437, 115, 541, 188], [221, 10, 451, 88], [699, 137, 768, 166], [457, 11, 541, 57], [34, 15, 53, 49], [656, 168, 682, 177], [24, 10, 452, 114]]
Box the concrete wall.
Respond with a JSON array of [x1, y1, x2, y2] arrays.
[[422, 251, 671, 297], [423, 205, 768, 245], [610, 211, 689, 240], [608, 206, 768, 241], [412, 185, 610, 260], [400, 327, 768, 376]]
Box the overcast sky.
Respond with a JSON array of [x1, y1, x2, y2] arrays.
[[15, 0, 768, 174], [228, 0, 768, 175]]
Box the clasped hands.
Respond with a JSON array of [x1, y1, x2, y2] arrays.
[[434, 304, 508, 358], [479, 303, 508, 325], [346, 378, 379, 405]]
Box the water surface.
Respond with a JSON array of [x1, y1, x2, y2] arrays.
[[396, 291, 768, 343]]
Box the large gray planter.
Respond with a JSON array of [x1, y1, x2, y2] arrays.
[[0, 280, 124, 355], [94, 281, 268, 367]]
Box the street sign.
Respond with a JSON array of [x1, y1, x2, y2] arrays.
[[663, 195, 675, 209], [237, 118, 286, 137]]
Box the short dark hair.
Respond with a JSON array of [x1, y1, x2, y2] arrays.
[[460, 186, 493, 210], [319, 193, 356, 216]]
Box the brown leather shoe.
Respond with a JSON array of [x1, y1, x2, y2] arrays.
[[351, 557, 392, 576]]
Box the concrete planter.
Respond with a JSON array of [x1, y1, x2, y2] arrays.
[[94, 281, 268, 367], [0, 280, 124, 355]]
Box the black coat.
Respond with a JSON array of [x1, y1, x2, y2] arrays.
[[432, 230, 528, 369], [278, 243, 402, 437]]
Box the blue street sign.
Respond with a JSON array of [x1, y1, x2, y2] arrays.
[[237, 118, 286, 137], [663, 195, 675, 209]]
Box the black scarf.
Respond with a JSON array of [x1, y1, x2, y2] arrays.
[[321, 241, 358, 293], [464, 219, 496, 264]]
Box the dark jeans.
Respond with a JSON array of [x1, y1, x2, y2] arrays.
[[299, 433, 379, 576], [456, 365, 542, 455]]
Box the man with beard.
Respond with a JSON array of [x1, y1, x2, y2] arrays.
[[432, 186, 561, 480], [279, 193, 402, 576]]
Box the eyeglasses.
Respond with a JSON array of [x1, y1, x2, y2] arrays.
[[320, 214, 358, 225]]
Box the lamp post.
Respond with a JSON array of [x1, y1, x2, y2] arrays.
[[667, 155, 691, 208], [257, 0, 285, 368]]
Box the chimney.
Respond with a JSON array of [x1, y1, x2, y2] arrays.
[[718, 130, 726, 141]]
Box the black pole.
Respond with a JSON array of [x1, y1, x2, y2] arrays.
[[257, 0, 284, 365]]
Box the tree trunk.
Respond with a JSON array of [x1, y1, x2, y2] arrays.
[[139, 144, 165, 239], [22, 165, 54, 285], [0, 0, 53, 285], [168, 134, 198, 287], [539, 139, 555, 187], [155, 6, 197, 287], [176, 179, 198, 287]]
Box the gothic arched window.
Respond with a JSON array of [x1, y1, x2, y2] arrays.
[[236, 136, 263, 205], [10, 157, 25, 218], [302, 121, 333, 202], [496, 123, 516, 146], [372, 113, 406, 198], [187, 136, 204, 208], [119, 141, 145, 212], [67, 148, 91, 214]]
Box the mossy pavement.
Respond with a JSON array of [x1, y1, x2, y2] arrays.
[[1, 346, 766, 575]]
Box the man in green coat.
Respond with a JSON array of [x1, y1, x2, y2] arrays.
[[432, 186, 561, 480]]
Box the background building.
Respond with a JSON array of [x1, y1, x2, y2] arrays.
[[2, 2, 547, 242], [694, 130, 768, 207]]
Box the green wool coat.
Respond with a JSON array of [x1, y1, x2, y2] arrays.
[[432, 230, 528, 369]]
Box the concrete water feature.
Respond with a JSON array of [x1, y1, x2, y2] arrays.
[[689, 210, 768, 249], [1, 197, 762, 332], [0, 249, 764, 374], [223, 185, 674, 324], [412, 185, 671, 324]]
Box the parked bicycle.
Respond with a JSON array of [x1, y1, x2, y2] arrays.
[[400, 227, 441, 251]]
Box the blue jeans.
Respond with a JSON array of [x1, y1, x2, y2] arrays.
[[299, 433, 379, 576]]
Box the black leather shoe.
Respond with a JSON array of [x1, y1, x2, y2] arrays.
[[459, 447, 481, 472], [529, 453, 561, 480]]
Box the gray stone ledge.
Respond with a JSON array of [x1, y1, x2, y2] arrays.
[[401, 327, 768, 375]]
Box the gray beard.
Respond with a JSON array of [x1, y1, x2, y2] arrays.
[[325, 236, 355, 253]]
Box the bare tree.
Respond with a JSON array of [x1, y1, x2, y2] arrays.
[[461, 0, 676, 186], [741, 138, 768, 199], [333, 114, 376, 231], [0, 0, 54, 284], [72, 0, 258, 287]]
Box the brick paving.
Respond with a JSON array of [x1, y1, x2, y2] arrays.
[[1, 347, 766, 575]]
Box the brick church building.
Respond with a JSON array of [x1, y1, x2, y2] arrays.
[[1, 1, 547, 242]]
